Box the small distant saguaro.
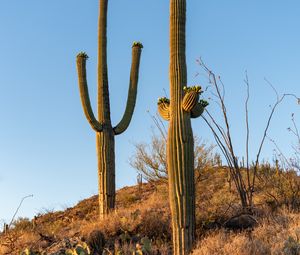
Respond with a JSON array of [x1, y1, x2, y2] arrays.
[[3, 223, 8, 234], [76, 0, 143, 218], [157, 0, 208, 254]]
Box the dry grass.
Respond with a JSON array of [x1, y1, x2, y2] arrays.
[[193, 211, 300, 255], [0, 167, 300, 254]]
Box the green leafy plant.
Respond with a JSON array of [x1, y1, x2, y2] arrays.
[[65, 242, 91, 255]]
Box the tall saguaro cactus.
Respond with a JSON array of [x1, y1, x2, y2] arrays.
[[76, 0, 143, 218], [157, 1, 208, 254]]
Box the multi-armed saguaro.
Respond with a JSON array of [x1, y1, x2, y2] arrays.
[[157, 0, 208, 254], [76, 0, 143, 218]]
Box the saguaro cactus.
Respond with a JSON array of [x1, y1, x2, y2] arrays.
[[76, 0, 143, 218], [157, 1, 208, 254]]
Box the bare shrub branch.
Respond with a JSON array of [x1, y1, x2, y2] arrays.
[[196, 57, 299, 210]]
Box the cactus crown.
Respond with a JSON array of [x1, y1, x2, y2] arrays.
[[183, 85, 202, 93], [65, 242, 91, 255], [157, 97, 170, 104], [77, 52, 89, 59], [132, 41, 143, 48], [199, 99, 209, 108]]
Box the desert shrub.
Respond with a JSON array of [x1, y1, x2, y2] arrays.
[[118, 193, 140, 207], [130, 132, 220, 182], [258, 163, 300, 211], [86, 230, 105, 255], [12, 217, 33, 232], [138, 208, 171, 241]]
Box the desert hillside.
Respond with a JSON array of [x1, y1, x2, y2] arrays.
[[1, 166, 299, 255]]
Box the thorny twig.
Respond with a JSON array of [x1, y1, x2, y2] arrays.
[[8, 194, 33, 229], [196, 57, 299, 209]]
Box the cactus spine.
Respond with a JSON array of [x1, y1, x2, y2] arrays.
[[159, 1, 207, 254], [76, 0, 143, 218]]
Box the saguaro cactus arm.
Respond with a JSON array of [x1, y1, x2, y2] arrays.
[[76, 52, 103, 132], [157, 97, 170, 121], [75, 0, 143, 218], [113, 42, 143, 135], [191, 99, 208, 118]]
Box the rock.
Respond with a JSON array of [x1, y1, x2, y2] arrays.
[[43, 237, 81, 255], [224, 214, 258, 230]]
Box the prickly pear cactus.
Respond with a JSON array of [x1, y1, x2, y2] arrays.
[[21, 249, 39, 255], [65, 243, 91, 255]]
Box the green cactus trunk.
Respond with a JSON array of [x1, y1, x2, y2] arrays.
[[97, 0, 115, 216], [76, 0, 143, 219], [167, 0, 195, 254], [96, 130, 115, 215]]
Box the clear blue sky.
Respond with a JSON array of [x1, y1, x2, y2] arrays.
[[0, 1, 299, 225]]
